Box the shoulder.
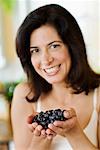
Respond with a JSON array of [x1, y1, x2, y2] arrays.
[[11, 82, 35, 126], [11, 81, 35, 115], [13, 82, 33, 99]]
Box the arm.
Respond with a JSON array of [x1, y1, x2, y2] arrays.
[[65, 119, 99, 150], [98, 109, 100, 149], [11, 82, 34, 149], [65, 87, 100, 150], [97, 86, 100, 148], [11, 82, 54, 150], [48, 108, 99, 150]]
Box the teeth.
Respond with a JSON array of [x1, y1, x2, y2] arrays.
[[44, 65, 60, 74]]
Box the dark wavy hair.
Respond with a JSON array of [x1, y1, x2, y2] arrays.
[[16, 4, 100, 102]]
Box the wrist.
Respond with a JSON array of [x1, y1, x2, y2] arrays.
[[65, 124, 97, 150]]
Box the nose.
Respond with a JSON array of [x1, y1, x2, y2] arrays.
[[41, 51, 54, 66]]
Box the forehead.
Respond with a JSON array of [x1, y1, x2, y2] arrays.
[[30, 25, 62, 46]]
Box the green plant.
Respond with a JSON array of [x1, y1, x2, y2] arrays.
[[4, 81, 19, 102], [0, 0, 16, 12]]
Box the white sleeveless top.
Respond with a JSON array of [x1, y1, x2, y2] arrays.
[[36, 89, 98, 150]]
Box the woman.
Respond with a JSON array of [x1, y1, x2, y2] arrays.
[[11, 4, 100, 150]]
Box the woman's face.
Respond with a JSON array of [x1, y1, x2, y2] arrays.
[[30, 25, 71, 84]]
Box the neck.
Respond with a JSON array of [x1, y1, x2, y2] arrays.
[[51, 83, 74, 103]]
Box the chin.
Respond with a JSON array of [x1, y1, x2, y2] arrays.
[[46, 78, 64, 84]]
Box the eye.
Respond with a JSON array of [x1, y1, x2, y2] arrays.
[[30, 48, 39, 55], [51, 44, 60, 49]]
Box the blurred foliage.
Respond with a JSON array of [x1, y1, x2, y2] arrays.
[[1, 81, 20, 102], [0, 0, 16, 13]]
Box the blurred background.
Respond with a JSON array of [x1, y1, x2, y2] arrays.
[[0, 0, 100, 149]]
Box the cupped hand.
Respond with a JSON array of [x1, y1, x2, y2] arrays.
[[48, 108, 78, 137], [27, 113, 57, 140]]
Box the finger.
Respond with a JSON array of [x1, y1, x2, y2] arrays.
[[48, 123, 62, 135], [53, 120, 65, 127], [54, 116, 77, 129], [64, 108, 76, 119], [27, 123, 35, 132], [41, 129, 46, 137], [34, 125, 43, 136], [48, 123, 60, 132], [32, 122, 38, 128], [64, 116, 77, 129], [46, 128, 56, 136], [27, 122, 38, 132], [37, 125, 43, 131]]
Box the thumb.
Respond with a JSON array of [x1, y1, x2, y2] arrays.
[[27, 114, 34, 124], [27, 112, 38, 124]]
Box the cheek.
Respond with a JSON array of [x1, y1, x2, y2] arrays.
[[60, 51, 71, 70], [58, 51, 70, 62], [31, 58, 39, 70]]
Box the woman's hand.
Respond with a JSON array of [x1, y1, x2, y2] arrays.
[[48, 108, 78, 137], [27, 113, 56, 139], [27, 113, 56, 150]]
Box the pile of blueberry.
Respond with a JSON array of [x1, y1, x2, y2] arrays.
[[32, 109, 66, 129]]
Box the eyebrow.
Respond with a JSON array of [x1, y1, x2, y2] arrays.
[[47, 40, 63, 46], [30, 40, 62, 49]]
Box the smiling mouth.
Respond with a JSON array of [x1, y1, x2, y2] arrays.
[[43, 65, 61, 75]]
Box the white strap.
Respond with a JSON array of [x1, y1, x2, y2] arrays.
[[36, 97, 41, 112], [93, 88, 97, 109]]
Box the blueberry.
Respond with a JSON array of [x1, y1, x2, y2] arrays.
[[32, 109, 67, 129]]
